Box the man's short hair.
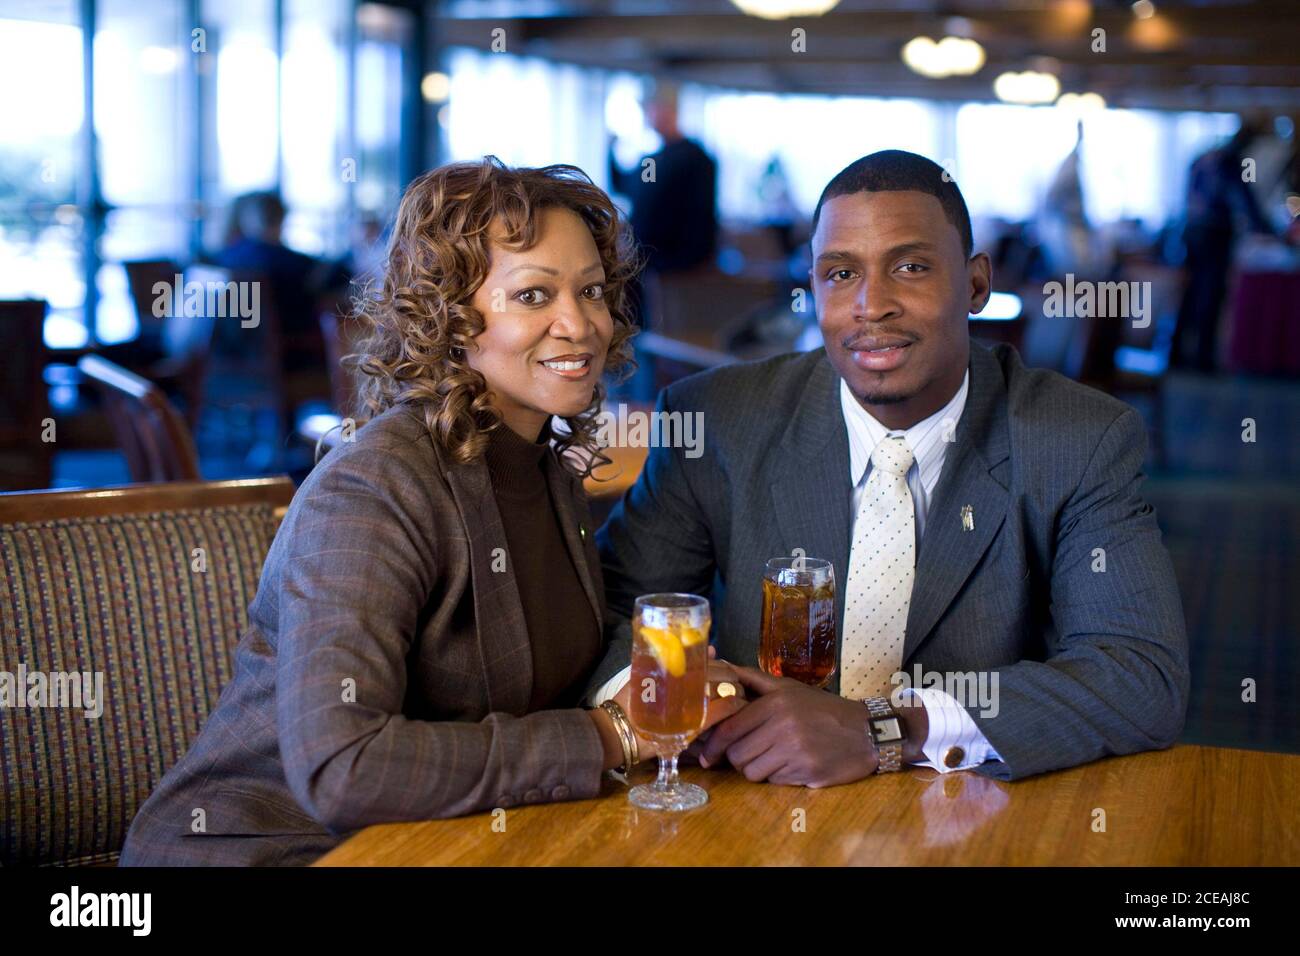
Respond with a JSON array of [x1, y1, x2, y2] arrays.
[[812, 150, 974, 259]]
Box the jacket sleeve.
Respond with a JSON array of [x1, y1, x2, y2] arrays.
[[274, 442, 606, 834], [971, 407, 1190, 781]]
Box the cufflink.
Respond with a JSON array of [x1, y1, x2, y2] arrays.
[[942, 745, 966, 769]]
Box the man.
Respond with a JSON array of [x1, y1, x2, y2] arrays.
[[608, 83, 718, 275], [216, 190, 350, 368], [584, 150, 1188, 786], [1171, 118, 1275, 373]]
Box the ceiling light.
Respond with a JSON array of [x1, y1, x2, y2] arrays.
[[993, 70, 1061, 105], [730, 0, 841, 18], [902, 35, 986, 78], [421, 71, 450, 103], [1056, 91, 1106, 114]]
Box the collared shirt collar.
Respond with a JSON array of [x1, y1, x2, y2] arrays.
[[840, 368, 970, 491]]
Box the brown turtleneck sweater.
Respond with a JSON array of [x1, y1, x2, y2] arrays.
[[483, 422, 601, 711]]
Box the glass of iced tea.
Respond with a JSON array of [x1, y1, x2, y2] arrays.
[[759, 557, 837, 688], [627, 593, 711, 812]]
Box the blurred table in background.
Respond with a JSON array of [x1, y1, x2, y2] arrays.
[[314, 744, 1298, 866], [583, 441, 648, 504], [1228, 270, 1300, 376]]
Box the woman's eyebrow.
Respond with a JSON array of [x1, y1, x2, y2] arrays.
[[506, 263, 559, 276], [505, 262, 604, 276]]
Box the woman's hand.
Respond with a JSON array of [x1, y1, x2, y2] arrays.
[[609, 649, 748, 765]]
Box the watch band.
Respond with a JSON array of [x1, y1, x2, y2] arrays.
[[863, 696, 904, 773]]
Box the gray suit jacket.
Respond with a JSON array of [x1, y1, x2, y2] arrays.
[[586, 342, 1189, 781], [121, 404, 608, 866]]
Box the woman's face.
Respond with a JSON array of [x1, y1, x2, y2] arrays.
[[467, 206, 614, 440]]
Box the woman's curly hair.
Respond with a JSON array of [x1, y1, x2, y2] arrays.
[[348, 156, 640, 476]]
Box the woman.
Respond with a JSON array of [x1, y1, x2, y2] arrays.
[[120, 158, 742, 866]]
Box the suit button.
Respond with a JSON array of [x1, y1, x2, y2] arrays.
[[523, 788, 543, 803], [942, 746, 966, 769], [552, 785, 570, 800], [497, 794, 515, 808]]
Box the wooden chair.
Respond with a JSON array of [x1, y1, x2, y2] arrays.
[[0, 476, 295, 866], [149, 263, 219, 433], [1109, 260, 1183, 468], [77, 354, 202, 482], [203, 266, 332, 469], [123, 257, 182, 352], [0, 299, 53, 492]]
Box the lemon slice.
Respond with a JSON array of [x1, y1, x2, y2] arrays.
[[678, 625, 707, 647], [640, 625, 686, 678]]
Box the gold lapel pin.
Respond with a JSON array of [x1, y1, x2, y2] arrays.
[[961, 505, 974, 532]]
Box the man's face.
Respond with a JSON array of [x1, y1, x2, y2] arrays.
[[811, 190, 990, 429]]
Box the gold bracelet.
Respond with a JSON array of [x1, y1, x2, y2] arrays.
[[599, 700, 639, 771], [599, 701, 632, 772], [607, 700, 639, 769]]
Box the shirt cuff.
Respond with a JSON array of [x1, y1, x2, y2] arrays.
[[898, 686, 1003, 773], [587, 665, 631, 707]]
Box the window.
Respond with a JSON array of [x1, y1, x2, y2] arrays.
[[0, 0, 420, 349]]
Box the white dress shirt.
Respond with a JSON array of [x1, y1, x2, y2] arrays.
[[590, 368, 1002, 775], [840, 370, 1002, 773]]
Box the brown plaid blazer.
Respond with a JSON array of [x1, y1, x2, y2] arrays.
[[120, 404, 609, 866]]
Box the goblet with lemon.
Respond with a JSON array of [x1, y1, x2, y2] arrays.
[[627, 593, 712, 811]]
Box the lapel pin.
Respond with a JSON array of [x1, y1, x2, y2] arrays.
[[580, 525, 587, 540], [961, 505, 974, 532]]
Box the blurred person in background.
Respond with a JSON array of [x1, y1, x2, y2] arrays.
[[1040, 121, 1098, 275], [608, 82, 718, 277], [215, 190, 350, 370], [757, 155, 801, 263], [1171, 117, 1276, 372]]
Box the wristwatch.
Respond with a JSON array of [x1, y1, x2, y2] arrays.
[[862, 696, 906, 773]]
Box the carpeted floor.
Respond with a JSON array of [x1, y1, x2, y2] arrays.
[[1146, 476, 1299, 755]]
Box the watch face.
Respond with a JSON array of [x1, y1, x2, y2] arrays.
[[871, 716, 904, 744]]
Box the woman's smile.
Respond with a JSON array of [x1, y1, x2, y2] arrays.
[[537, 351, 595, 380]]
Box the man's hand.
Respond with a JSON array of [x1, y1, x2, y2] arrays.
[[612, 649, 747, 764], [697, 666, 879, 787]]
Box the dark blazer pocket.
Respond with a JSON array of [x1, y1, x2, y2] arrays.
[[182, 787, 328, 837]]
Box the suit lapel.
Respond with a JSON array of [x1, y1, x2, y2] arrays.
[[441, 452, 533, 716], [903, 343, 1011, 661], [769, 353, 853, 684]]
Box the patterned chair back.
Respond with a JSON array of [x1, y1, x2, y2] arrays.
[[0, 477, 294, 865]]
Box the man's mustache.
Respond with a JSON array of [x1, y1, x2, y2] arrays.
[[842, 331, 919, 349]]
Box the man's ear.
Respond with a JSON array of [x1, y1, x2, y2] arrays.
[[967, 252, 992, 315]]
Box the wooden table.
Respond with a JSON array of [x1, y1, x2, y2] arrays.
[[314, 744, 1299, 866]]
